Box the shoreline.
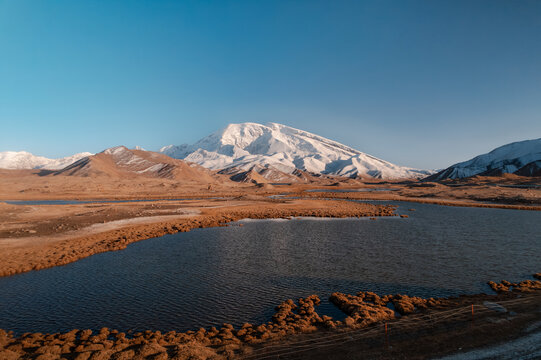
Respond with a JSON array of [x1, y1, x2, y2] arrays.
[[1, 275, 540, 359], [4, 191, 539, 211], [1, 192, 539, 278], [0, 199, 394, 277], [289, 192, 541, 211], [250, 288, 541, 360]]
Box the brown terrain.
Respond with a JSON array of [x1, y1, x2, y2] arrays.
[[290, 174, 541, 210], [0, 148, 540, 359]]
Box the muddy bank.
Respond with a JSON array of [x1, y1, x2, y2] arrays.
[[0, 199, 394, 277], [1, 275, 539, 359], [294, 191, 541, 211], [260, 289, 541, 359]]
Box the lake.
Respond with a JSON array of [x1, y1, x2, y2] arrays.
[[0, 201, 539, 335]]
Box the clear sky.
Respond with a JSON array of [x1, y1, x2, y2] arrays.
[[0, 0, 540, 169]]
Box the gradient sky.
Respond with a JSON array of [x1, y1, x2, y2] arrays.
[[1, 0, 540, 169]]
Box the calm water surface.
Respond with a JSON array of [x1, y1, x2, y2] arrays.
[[0, 202, 539, 335]]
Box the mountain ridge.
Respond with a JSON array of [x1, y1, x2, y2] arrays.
[[425, 138, 541, 181], [0, 151, 93, 170], [50, 146, 219, 183]]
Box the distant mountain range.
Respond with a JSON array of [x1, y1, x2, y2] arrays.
[[160, 122, 432, 180], [0, 151, 92, 170], [1, 124, 539, 182], [426, 138, 541, 181]]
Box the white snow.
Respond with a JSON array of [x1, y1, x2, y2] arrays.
[[136, 163, 166, 173], [429, 138, 541, 180], [0, 151, 93, 170], [160, 122, 432, 180]]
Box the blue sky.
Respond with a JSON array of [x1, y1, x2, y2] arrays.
[[1, 0, 540, 169]]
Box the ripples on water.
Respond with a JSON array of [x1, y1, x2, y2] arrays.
[[0, 201, 540, 335]]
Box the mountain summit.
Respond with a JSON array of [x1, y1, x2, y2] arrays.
[[160, 122, 431, 180]]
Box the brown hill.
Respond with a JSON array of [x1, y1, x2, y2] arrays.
[[49, 146, 218, 183], [228, 168, 270, 184], [219, 164, 329, 184]]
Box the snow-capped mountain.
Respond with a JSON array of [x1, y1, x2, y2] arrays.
[[0, 151, 93, 170], [160, 122, 432, 180], [425, 138, 541, 181]]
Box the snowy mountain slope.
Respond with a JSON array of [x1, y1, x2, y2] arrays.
[[0, 151, 93, 170], [160, 122, 432, 180], [425, 138, 541, 181]]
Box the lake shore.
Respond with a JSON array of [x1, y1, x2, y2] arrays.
[[1, 181, 539, 277], [252, 283, 541, 360], [0, 198, 395, 277], [1, 275, 539, 359]]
